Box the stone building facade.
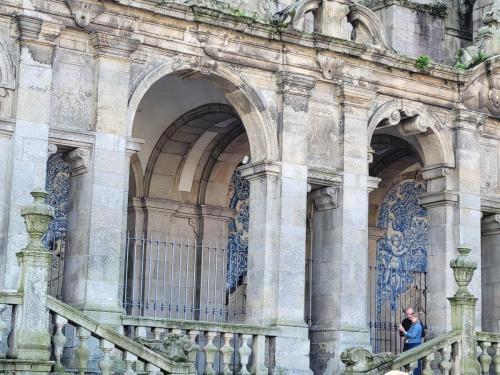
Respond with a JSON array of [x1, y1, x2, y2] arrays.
[[2, 0, 500, 373]]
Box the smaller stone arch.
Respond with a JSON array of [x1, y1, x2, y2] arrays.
[[0, 39, 15, 90], [129, 154, 144, 198], [348, 4, 394, 50], [368, 99, 455, 169], [128, 57, 279, 163]]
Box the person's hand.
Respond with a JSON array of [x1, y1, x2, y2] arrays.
[[398, 324, 405, 333]]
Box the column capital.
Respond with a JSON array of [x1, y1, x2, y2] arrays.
[[239, 160, 281, 181], [368, 176, 382, 192], [276, 71, 316, 97], [341, 84, 375, 110], [481, 214, 500, 234], [126, 137, 144, 157], [311, 186, 339, 211], [90, 32, 139, 60], [418, 191, 458, 208]]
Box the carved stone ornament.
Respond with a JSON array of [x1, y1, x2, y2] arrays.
[[340, 347, 394, 372], [65, 0, 105, 28], [377, 109, 428, 135], [134, 334, 192, 362], [450, 247, 477, 298], [462, 62, 500, 117]]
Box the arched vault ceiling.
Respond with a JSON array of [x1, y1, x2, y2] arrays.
[[132, 75, 230, 170]]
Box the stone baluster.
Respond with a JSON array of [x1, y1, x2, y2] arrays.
[[74, 327, 91, 375], [187, 330, 200, 367], [52, 314, 68, 373], [134, 326, 148, 338], [124, 351, 138, 375], [479, 341, 492, 375], [99, 339, 115, 375], [171, 328, 182, 334], [146, 363, 160, 375], [220, 332, 234, 375], [238, 334, 252, 375], [251, 334, 268, 375], [406, 361, 417, 374], [203, 331, 218, 375], [422, 352, 434, 375], [0, 304, 7, 358], [492, 342, 500, 374], [152, 327, 165, 340], [438, 345, 452, 375]]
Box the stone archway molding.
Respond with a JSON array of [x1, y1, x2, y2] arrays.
[[368, 99, 455, 169], [127, 56, 279, 163]]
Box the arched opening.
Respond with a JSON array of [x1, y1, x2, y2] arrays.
[[124, 69, 273, 322], [368, 133, 428, 354], [364, 100, 455, 353]]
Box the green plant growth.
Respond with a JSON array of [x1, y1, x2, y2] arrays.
[[415, 55, 431, 69]]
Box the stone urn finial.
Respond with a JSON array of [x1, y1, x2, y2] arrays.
[[450, 247, 477, 298], [20, 188, 54, 252]]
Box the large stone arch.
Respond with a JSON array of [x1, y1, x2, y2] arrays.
[[127, 58, 278, 163], [368, 99, 455, 169]]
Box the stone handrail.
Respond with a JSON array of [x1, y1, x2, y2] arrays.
[[46, 296, 196, 374], [122, 315, 277, 374], [390, 331, 460, 372]]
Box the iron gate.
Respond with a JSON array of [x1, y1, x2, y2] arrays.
[[368, 265, 427, 354]]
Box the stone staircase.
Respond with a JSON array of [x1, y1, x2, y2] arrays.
[[340, 247, 500, 375], [0, 189, 276, 374]]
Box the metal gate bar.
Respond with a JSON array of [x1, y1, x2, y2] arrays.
[[368, 265, 427, 354], [122, 235, 246, 322]]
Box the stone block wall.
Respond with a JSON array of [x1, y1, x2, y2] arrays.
[[372, 4, 445, 62]]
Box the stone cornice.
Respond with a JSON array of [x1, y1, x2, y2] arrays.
[[307, 168, 342, 187], [14, 15, 63, 46]]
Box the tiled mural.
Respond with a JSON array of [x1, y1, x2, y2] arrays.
[[226, 169, 250, 292], [376, 179, 428, 316]]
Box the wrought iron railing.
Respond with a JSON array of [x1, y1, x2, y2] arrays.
[[122, 235, 246, 322]]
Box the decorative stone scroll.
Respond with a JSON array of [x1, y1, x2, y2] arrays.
[[134, 334, 192, 363], [377, 109, 429, 136], [340, 347, 394, 373], [462, 60, 500, 117]]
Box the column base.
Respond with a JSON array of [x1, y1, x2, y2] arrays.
[[273, 324, 312, 375], [310, 326, 370, 375]]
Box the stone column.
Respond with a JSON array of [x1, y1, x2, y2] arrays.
[[9, 189, 54, 364], [0, 16, 61, 290], [480, 214, 500, 332], [310, 86, 374, 374], [419, 110, 484, 335], [61, 33, 139, 325], [239, 72, 315, 374], [419, 187, 457, 335], [309, 186, 339, 374]]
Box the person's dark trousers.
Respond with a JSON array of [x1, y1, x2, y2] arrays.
[[403, 342, 422, 375]]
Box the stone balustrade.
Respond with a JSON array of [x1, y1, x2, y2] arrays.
[[122, 316, 278, 374], [476, 332, 500, 374]]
